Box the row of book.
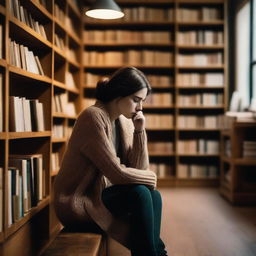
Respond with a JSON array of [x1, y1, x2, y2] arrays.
[[177, 30, 223, 45], [144, 93, 173, 106], [0, 73, 3, 132], [9, 0, 48, 40], [148, 142, 173, 153], [144, 114, 173, 129], [65, 72, 78, 90], [9, 96, 45, 132], [83, 51, 173, 66], [177, 93, 223, 106], [84, 73, 173, 88], [243, 141, 256, 158], [53, 124, 65, 139], [8, 154, 46, 226], [177, 7, 222, 21], [177, 140, 219, 154], [51, 152, 60, 172], [54, 4, 78, 38], [177, 164, 218, 178], [84, 30, 172, 44], [53, 93, 77, 117], [55, 33, 65, 51], [149, 163, 174, 178], [177, 72, 224, 86], [177, 53, 223, 66], [9, 39, 45, 76], [177, 115, 221, 129], [114, 7, 174, 22]]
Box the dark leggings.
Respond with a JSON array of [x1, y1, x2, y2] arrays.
[[102, 184, 167, 256]]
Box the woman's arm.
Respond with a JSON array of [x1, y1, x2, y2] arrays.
[[78, 110, 156, 188]]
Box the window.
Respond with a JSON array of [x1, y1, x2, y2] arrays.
[[251, 0, 256, 100], [236, 1, 250, 109]]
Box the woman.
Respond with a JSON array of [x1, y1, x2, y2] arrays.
[[54, 66, 168, 256]]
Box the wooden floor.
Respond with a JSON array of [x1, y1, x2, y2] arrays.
[[161, 188, 256, 256], [43, 188, 256, 256]]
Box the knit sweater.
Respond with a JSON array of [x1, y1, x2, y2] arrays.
[[53, 101, 157, 248]]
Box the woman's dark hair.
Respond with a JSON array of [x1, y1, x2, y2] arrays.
[[95, 66, 152, 102]]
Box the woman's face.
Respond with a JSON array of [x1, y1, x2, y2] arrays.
[[117, 88, 148, 119]]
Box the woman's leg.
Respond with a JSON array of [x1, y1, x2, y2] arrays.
[[102, 184, 167, 256], [150, 190, 167, 256]]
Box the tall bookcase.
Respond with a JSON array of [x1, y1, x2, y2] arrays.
[[220, 120, 256, 205], [83, 0, 228, 187], [0, 0, 82, 255]]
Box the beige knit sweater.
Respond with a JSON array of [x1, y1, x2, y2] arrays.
[[53, 101, 157, 248]]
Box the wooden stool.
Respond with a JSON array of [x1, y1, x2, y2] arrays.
[[42, 232, 103, 256]]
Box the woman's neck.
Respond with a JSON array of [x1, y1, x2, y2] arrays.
[[105, 100, 120, 122]]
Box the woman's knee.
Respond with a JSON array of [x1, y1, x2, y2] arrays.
[[130, 184, 152, 201], [151, 189, 162, 203]]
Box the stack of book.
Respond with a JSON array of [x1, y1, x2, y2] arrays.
[[84, 30, 172, 44], [178, 30, 223, 45], [178, 52, 223, 66], [144, 93, 173, 107], [9, 96, 45, 132], [243, 141, 256, 158], [9, 0, 48, 40], [8, 154, 45, 226], [178, 7, 222, 21], [177, 164, 218, 178], [177, 139, 219, 154], [148, 142, 173, 153], [177, 72, 224, 87], [145, 114, 173, 129], [9, 39, 45, 76], [149, 163, 174, 178]]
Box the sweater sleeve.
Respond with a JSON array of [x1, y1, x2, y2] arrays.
[[79, 111, 156, 188], [127, 130, 149, 170]]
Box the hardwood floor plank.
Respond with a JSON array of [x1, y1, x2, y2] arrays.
[[160, 188, 256, 256]]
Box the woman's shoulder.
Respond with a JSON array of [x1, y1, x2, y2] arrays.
[[77, 105, 107, 124]]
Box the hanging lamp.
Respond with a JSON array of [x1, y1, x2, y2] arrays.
[[85, 0, 124, 20]]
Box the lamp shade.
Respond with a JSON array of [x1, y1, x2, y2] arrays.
[[85, 0, 124, 20]]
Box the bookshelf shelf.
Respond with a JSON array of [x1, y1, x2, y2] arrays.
[[0, 1, 82, 254], [84, 65, 175, 69], [8, 131, 52, 139], [9, 66, 52, 83], [30, 0, 53, 19], [0, 5, 5, 15], [84, 42, 174, 47], [82, 0, 227, 185], [220, 121, 256, 205], [0, 133, 7, 139], [52, 138, 67, 143], [0, 59, 6, 67], [177, 65, 224, 69], [5, 196, 50, 239], [177, 105, 224, 109], [234, 158, 256, 166], [177, 44, 224, 49], [177, 21, 224, 26], [84, 21, 175, 27]]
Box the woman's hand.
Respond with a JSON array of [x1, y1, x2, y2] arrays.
[[132, 111, 145, 132]]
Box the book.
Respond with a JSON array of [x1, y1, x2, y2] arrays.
[[0, 167, 3, 231], [0, 73, 3, 132]]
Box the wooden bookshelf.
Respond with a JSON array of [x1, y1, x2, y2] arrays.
[[0, 0, 82, 255], [82, 0, 227, 186], [220, 121, 256, 205]]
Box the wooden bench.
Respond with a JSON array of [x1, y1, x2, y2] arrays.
[[42, 231, 104, 256]]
